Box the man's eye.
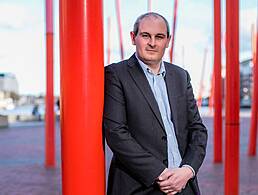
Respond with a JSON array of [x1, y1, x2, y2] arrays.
[[156, 36, 164, 40], [141, 34, 149, 38]]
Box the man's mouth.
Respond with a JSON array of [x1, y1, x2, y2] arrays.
[[146, 49, 157, 52]]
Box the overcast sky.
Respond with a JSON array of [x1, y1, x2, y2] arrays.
[[0, 0, 256, 96]]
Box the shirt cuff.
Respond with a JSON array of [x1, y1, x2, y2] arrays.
[[182, 164, 195, 178]]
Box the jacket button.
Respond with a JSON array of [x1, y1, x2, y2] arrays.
[[163, 159, 168, 165], [162, 136, 167, 141]]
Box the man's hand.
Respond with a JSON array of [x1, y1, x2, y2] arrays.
[[157, 167, 193, 194]]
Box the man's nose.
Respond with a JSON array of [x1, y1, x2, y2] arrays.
[[148, 37, 156, 47]]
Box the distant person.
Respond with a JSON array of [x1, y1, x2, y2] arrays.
[[56, 98, 60, 110], [32, 104, 41, 121], [103, 12, 208, 195]]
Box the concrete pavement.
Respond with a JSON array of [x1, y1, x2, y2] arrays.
[[0, 116, 257, 194]]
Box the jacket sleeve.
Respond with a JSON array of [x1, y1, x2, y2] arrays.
[[180, 71, 208, 174], [103, 65, 166, 187]]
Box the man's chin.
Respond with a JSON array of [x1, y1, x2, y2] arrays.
[[142, 58, 161, 66], [142, 55, 158, 61]]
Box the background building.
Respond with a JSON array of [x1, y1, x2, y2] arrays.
[[240, 58, 253, 108], [0, 73, 19, 109]]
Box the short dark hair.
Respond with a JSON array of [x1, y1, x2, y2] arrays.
[[133, 12, 170, 38]]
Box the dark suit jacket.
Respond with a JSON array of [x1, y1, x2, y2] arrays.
[[103, 54, 207, 195]]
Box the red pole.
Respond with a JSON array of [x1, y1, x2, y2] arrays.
[[107, 17, 111, 65], [251, 24, 255, 58], [59, 0, 105, 194], [115, 0, 124, 59], [248, 18, 258, 156], [225, 0, 239, 194], [213, 0, 222, 163], [170, 0, 178, 63], [181, 46, 185, 67], [45, 0, 55, 168], [209, 72, 215, 110], [197, 47, 208, 107], [148, 0, 152, 12]]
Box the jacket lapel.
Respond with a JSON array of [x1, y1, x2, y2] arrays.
[[164, 62, 179, 135], [127, 55, 165, 131]]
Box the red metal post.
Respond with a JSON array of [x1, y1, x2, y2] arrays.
[[59, 0, 105, 194], [170, 0, 178, 63], [197, 47, 208, 107], [225, 0, 239, 194], [209, 73, 215, 110], [213, 0, 223, 163], [107, 17, 111, 65], [115, 0, 124, 59], [248, 18, 258, 156], [181, 46, 185, 67], [251, 24, 255, 58], [45, 0, 55, 168]]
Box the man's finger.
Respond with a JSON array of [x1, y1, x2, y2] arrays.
[[157, 168, 173, 181], [167, 190, 179, 195], [159, 185, 172, 191], [158, 179, 172, 187]]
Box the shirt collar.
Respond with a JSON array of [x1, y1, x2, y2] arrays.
[[135, 53, 166, 77]]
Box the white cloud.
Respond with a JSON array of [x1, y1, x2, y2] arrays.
[[0, 1, 60, 95], [0, 3, 29, 29], [0, 0, 256, 96], [240, 7, 256, 56]]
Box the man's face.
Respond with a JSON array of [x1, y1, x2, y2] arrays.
[[130, 16, 171, 66]]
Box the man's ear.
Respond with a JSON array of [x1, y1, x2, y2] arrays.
[[166, 35, 171, 48], [130, 31, 136, 45]]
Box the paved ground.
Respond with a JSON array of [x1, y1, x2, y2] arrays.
[[198, 116, 258, 195], [0, 121, 61, 195], [0, 115, 257, 194]]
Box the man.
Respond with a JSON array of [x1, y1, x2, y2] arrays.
[[103, 12, 207, 195]]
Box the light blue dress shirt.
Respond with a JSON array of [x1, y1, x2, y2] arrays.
[[136, 55, 182, 169]]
